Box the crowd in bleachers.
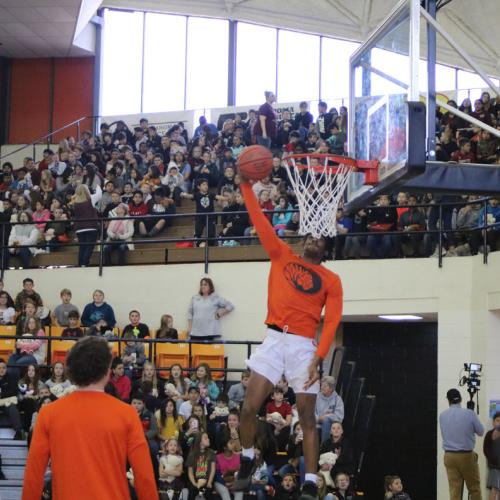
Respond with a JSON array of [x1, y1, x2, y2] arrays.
[[0, 92, 499, 268], [0, 275, 416, 498]]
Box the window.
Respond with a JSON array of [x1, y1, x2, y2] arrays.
[[236, 22, 277, 106], [321, 37, 359, 101], [185, 17, 229, 109], [143, 13, 186, 113], [277, 30, 320, 102], [436, 64, 456, 92], [101, 10, 144, 115]]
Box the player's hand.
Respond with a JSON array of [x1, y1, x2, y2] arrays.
[[303, 355, 321, 390]]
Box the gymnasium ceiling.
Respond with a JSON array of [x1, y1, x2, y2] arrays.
[[0, 0, 499, 80]]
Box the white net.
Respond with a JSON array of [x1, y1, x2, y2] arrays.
[[283, 155, 354, 238]]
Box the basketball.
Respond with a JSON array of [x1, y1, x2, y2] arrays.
[[237, 145, 273, 181]]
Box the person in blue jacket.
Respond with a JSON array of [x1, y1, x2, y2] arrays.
[[81, 289, 116, 328]]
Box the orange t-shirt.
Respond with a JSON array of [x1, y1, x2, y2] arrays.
[[241, 182, 343, 359], [22, 391, 158, 500]]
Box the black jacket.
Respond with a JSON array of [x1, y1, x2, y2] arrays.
[[0, 373, 19, 399]]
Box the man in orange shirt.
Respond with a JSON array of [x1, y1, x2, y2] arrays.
[[22, 337, 158, 500], [235, 178, 343, 498]]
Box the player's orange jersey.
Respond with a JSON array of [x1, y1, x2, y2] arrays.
[[241, 182, 343, 359]]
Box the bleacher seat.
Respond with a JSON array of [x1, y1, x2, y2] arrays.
[[0, 326, 16, 338], [0, 339, 15, 360], [155, 342, 190, 376], [50, 326, 66, 337], [191, 343, 225, 380], [51, 339, 76, 364]]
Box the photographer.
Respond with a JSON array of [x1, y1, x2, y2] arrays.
[[439, 388, 484, 500]]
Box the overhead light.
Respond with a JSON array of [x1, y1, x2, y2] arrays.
[[378, 315, 423, 321]]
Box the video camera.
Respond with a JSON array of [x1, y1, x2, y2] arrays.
[[459, 363, 482, 412]]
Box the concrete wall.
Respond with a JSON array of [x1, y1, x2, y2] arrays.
[[2, 251, 500, 498]]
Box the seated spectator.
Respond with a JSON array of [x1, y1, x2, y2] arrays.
[[9, 316, 46, 373], [279, 422, 303, 479], [320, 422, 354, 479], [191, 364, 220, 401], [334, 208, 352, 260], [32, 200, 51, 232], [476, 130, 497, 163], [160, 165, 184, 205], [0, 291, 16, 325], [61, 310, 84, 338], [451, 138, 476, 163], [103, 203, 134, 266], [384, 475, 412, 499], [228, 370, 250, 410], [179, 386, 200, 420], [472, 197, 500, 252], [266, 386, 292, 450], [131, 392, 160, 472], [214, 436, 242, 500], [0, 359, 23, 439], [315, 376, 344, 443], [294, 101, 314, 140], [186, 432, 216, 500], [249, 447, 270, 500], [397, 195, 426, 257], [326, 123, 346, 156], [16, 298, 38, 335], [165, 363, 190, 405], [316, 473, 335, 500], [158, 438, 184, 500], [122, 310, 150, 338], [128, 190, 149, 234], [131, 361, 166, 410], [217, 166, 237, 194], [17, 364, 44, 432], [156, 398, 185, 441], [332, 472, 354, 500], [0, 279, 14, 308], [102, 191, 122, 218], [81, 289, 116, 328], [142, 187, 175, 237], [220, 191, 250, 244], [275, 473, 299, 500], [252, 176, 278, 201], [180, 414, 202, 456], [187, 277, 234, 340], [43, 205, 70, 252], [277, 375, 296, 406], [8, 211, 39, 268], [51, 288, 79, 327], [366, 195, 398, 258], [45, 361, 72, 398], [156, 314, 178, 339], [109, 357, 131, 402], [273, 196, 293, 237], [122, 331, 147, 378], [454, 196, 481, 255]]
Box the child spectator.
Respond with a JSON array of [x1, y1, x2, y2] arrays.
[[17, 364, 44, 432], [44, 206, 70, 252], [122, 309, 150, 338], [156, 314, 178, 339], [160, 165, 185, 205], [14, 277, 43, 312], [248, 447, 269, 500], [228, 370, 250, 410], [316, 473, 335, 500], [273, 196, 293, 236], [165, 363, 190, 405], [0, 359, 24, 439], [32, 200, 51, 232], [131, 392, 160, 470], [320, 422, 354, 480], [61, 310, 84, 338], [279, 422, 303, 479], [139, 188, 174, 237], [451, 138, 476, 163], [179, 386, 200, 420], [51, 288, 79, 327], [210, 393, 230, 431], [333, 472, 355, 500], [277, 375, 296, 406], [104, 203, 134, 265], [9, 316, 46, 372], [128, 190, 149, 234], [217, 166, 237, 194], [15, 298, 38, 335], [266, 387, 292, 450], [214, 437, 242, 500], [81, 289, 116, 328], [109, 357, 131, 402], [384, 475, 412, 499], [366, 195, 398, 258], [0, 291, 15, 325], [191, 363, 220, 400], [192, 402, 209, 432], [158, 438, 184, 500], [275, 473, 299, 500], [156, 398, 185, 441], [131, 361, 166, 410], [186, 432, 216, 500], [122, 331, 147, 377], [45, 361, 71, 398]]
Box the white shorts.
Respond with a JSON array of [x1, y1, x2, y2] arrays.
[[246, 328, 320, 395]]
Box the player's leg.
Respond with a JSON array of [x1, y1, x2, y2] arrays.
[[296, 393, 319, 494], [235, 371, 274, 491]]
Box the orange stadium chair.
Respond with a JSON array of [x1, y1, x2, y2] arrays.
[[50, 326, 66, 338], [51, 339, 76, 364], [108, 341, 120, 359], [178, 330, 188, 340], [0, 338, 15, 360], [155, 342, 190, 377], [0, 326, 17, 338], [191, 344, 226, 380]]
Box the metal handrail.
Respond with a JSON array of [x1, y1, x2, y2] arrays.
[[0, 115, 99, 162], [0, 197, 498, 276]]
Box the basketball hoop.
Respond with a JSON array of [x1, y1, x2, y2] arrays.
[[282, 153, 379, 238]]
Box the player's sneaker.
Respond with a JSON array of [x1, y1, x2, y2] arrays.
[[234, 456, 254, 491], [300, 481, 318, 498]]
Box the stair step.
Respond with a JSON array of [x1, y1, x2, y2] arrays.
[[0, 486, 22, 500], [3, 465, 25, 480], [0, 447, 27, 460], [0, 439, 27, 447]]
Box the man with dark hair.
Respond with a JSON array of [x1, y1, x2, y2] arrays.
[[110, 357, 131, 401], [254, 91, 277, 149], [23, 337, 157, 499], [439, 388, 484, 500], [14, 278, 43, 312]]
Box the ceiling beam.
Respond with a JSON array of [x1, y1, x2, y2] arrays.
[[325, 0, 361, 26]]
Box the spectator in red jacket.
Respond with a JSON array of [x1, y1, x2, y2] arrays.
[[109, 357, 131, 402]]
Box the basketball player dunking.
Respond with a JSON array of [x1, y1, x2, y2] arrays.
[[235, 179, 343, 497]]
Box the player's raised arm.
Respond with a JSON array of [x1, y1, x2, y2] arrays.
[[316, 275, 343, 359], [240, 181, 287, 259]]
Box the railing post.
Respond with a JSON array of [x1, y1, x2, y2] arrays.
[[204, 213, 209, 274], [438, 204, 443, 268], [483, 198, 488, 265], [0, 223, 5, 280], [77, 120, 81, 143], [99, 218, 105, 277]]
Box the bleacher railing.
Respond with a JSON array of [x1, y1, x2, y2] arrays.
[[1, 196, 498, 278]]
